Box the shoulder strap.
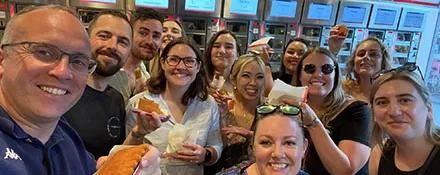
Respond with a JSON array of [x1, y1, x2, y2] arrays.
[[418, 145, 440, 175]]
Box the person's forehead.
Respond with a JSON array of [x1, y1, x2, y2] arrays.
[[169, 44, 195, 56], [12, 8, 90, 54], [164, 21, 180, 28], [358, 40, 380, 50], [91, 15, 132, 37], [134, 19, 162, 30], [304, 53, 332, 64]]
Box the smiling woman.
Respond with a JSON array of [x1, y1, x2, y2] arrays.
[[124, 39, 222, 175], [288, 47, 371, 175], [368, 69, 440, 175], [342, 37, 392, 103], [204, 54, 266, 174], [216, 106, 309, 175]]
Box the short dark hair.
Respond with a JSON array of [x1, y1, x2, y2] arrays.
[[147, 38, 209, 105], [88, 11, 132, 35], [131, 8, 164, 26], [204, 30, 242, 80]]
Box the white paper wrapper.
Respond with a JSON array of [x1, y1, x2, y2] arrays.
[[248, 37, 274, 55], [268, 79, 308, 104], [166, 124, 199, 154]]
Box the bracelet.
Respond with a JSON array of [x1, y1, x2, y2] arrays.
[[304, 117, 319, 128]]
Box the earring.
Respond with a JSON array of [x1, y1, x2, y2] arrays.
[[233, 86, 237, 90]]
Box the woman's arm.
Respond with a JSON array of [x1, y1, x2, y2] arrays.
[[306, 102, 371, 175], [307, 121, 370, 175]]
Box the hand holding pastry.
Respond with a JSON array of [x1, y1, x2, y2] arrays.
[[328, 24, 348, 55], [131, 99, 170, 136], [96, 144, 150, 175]]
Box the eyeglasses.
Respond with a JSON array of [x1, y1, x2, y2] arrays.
[[256, 104, 301, 116], [303, 64, 336, 75], [1, 41, 96, 74], [164, 55, 199, 68], [372, 62, 424, 81]]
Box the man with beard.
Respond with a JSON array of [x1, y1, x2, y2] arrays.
[[108, 8, 163, 104], [64, 11, 132, 159]]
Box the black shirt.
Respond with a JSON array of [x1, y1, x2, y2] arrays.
[[378, 143, 440, 175], [304, 101, 371, 175], [64, 85, 126, 159]]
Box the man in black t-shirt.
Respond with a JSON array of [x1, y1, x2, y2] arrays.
[[64, 11, 133, 159]]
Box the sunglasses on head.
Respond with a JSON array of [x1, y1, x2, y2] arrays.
[[303, 64, 336, 75], [372, 62, 424, 81], [256, 104, 307, 128], [256, 104, 301, 116]]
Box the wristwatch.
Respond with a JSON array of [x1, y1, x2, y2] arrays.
[[204, 148, 212, 163]]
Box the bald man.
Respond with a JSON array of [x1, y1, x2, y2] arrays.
[[0, 5, 96, 174]]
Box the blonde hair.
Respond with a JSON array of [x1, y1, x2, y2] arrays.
[[345, 37, 392, 81], [230, 54, 266, 103], [370, 71, 440, 148]]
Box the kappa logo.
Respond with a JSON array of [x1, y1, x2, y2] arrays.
[[4, 148, 22, 160]]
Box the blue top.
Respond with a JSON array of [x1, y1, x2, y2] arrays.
[[0, 107, 96, 175]]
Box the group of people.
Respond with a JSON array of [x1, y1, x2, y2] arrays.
[[0, 4, 438, 175]]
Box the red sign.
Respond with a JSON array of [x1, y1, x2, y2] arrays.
[[393, 0, 440, 6]]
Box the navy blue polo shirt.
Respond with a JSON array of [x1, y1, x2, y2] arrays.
[[0, 107, 96, 175]]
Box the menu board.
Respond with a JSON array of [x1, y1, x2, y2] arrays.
[[81, 0, 116, 3], [230, 0, 258, 15], [185, 0, 215, 12], [270, 0, 297, 18], [307, 3, 332, 20], [374, 8, 397, 26], [403, 12, 424, 28], [135, 0, 168, 8], [341, 6, 366, 24]]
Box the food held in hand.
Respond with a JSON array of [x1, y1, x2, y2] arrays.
[[217, 89, 228, 96], [137, 98, 164, 115], [96, 144, 149, 175], [338, 25, 348, 37], [134, 68, 142, 79]]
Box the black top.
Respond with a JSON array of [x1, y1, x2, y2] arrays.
[[304, 101, 371, 175], [378, 143, 440, 175], [273, 71, 293, 85], [64, 85, 126, 159]]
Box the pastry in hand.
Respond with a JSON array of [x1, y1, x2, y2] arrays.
[[134, 68, 142, 80], [96, 144, 149, 175], [137, 98, 164, 115], [337, 25, 348, 37]]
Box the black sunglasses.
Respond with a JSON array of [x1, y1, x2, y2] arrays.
[[303, 64, 336, 75], [372, 62, 424, 81]]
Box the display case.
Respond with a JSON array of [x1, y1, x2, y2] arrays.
[[336, 0, 371, 28], [128, 0, 176, 14], [264, 0, 303, 23], [398, 8, 426, 32], [177, 0, 221, 17], [368, 3, 401, 30], [301, 0, 338, 26], [223, 0, 264, 20]]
